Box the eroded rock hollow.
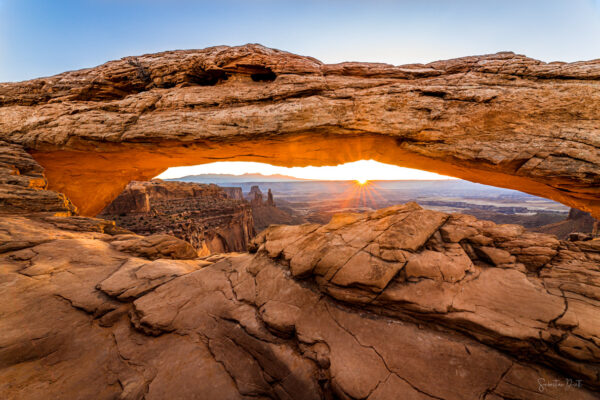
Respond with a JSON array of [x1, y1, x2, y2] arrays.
[[1, 44, 599, 216]]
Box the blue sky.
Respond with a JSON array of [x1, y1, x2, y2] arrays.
[[1, 0, 600, 82], [2, 0, 599, 181]]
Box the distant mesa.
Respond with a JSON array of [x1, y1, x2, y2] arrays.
[[535, 207, 598, 240], [245, 185, 304, 232], [172, 173, 308, 184]]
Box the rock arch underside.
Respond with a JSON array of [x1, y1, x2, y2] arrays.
[[1, 45, 600, 399]]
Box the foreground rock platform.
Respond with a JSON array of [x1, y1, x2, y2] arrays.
[[1, 44, 599, 216], [1, 204, 599, 399]]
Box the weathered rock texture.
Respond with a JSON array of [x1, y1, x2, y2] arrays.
[[99, 179, 254, 254], [0, 140, 75, 215], [251, 203, 600, 390], [1, 205, 599, 399], [1, 47, 600, 399], [1, 44, 599, 216]]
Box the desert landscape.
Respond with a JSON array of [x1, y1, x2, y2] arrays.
[[0, 41, 599, 399], [173, 173, 579, 228]]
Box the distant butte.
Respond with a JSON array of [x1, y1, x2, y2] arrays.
[[0, 44, 598, 217]]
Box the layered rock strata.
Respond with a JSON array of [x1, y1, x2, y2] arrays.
[[251, 202, 600, 390], [98, 179, 254, 254], [0, 45, 598, 217], [222, 186, 244, 201], [1, 206, 599, 399], [0, 140, 75, 215]]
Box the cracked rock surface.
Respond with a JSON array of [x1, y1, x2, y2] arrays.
[[1, 206, 599, 399], [1, 140, 598, 398], [252, 203, 600, 389]]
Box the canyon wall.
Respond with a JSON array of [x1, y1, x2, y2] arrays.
[[99, 180, 255, 254], [0, 44, 598, 217], [222, 186, 244, 201]]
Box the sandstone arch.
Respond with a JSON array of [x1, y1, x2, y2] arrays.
[[1, 44, 599, 216]]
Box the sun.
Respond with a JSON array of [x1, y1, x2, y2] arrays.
[[356, 178, 368, 185]]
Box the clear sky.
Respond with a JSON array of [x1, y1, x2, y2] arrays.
[[2, 0, 599, 82], [3, 0, 599, 180]]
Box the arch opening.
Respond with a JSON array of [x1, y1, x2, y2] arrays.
[[30, 132, 600, 218], [155, 159, 571, 229], [96, 157, 583, 257]]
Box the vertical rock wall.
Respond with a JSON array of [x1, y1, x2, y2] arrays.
[[99, 180, 255, 254]]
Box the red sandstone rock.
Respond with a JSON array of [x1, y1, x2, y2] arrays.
[[246, 185, 304, 232], [0, 45, 598, 217], [0, 141, 75, 215], [1, 48, 600, 399], [107, 233, 198, 260], [251, 204, 600, 389], [1, 210, 598, 399], [2, 166, 597, 398], [534, 207, 597, 239]]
